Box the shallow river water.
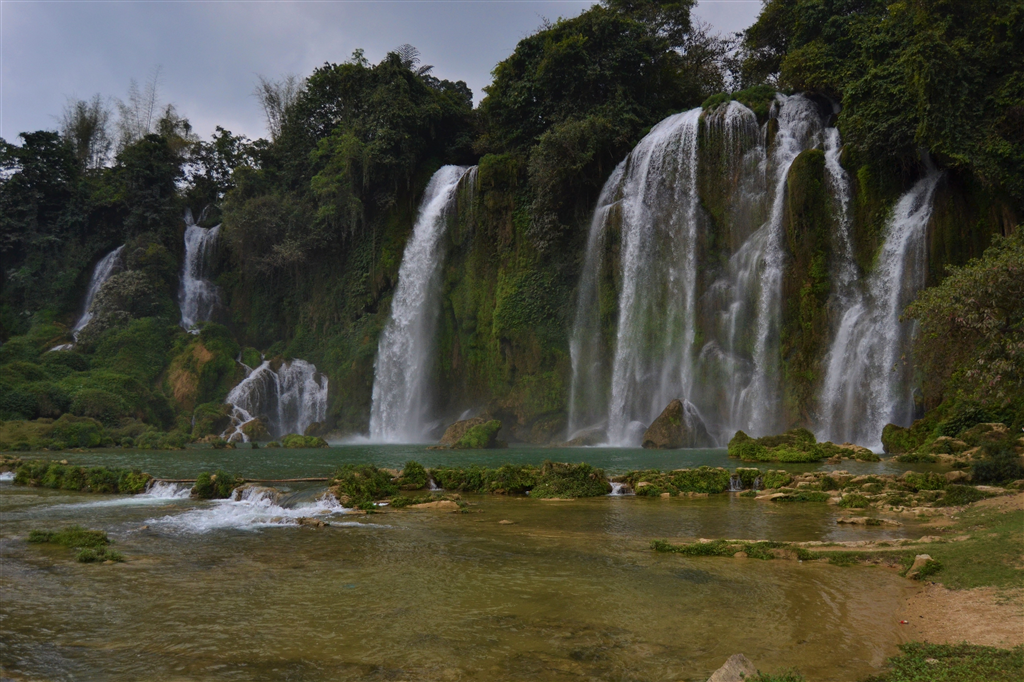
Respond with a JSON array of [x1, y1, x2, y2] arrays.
[[1, 445, 928, 681]]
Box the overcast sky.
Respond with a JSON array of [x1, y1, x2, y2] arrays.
[[1, 0, 762, 143]]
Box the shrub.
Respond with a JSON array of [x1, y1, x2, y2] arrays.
[[900, 472, 947, 492], [28, 525, 109, 549], [281, 434, 328, 448], [727, 429, 823, 462], [76, 547, 124, 563], [839, 494, 869, 508], [192, 470, 241, 499], [940, 485, 986, 507], [15, 461, 150, 493], [971, 439, 1024, 484], [671, 467, 731, 493], [451, 419, 502, 449], [761, 470, 792, 489], [331, 464, 398, 505], [527, 461, 610, 499], [69, 388, 124, 425], [396, 461, 428, 490], [48, 414, 105, 448]]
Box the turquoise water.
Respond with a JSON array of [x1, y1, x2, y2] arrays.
[[44, 444, 944, 480]]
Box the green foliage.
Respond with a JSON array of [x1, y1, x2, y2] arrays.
[[429, 463, 539, 495], [906, 230, 1024, 413], [742, 0, 1024, 204], [191, 470, 241, 499], [940, 485, 986, 507], [864, 643, 1024, 682], [727, 429, 824, 462], [280, 434, 328, 448], [76, 547, 124, 563], [528, 461, 611, 498], [15, 460, 150, 493], [451, 419, 502, 449], [396, 460, 429, 490], [971, 439, 1024, 485], [773, 491, 831, 503], [28, 525, 109, 549], [838, 493, 869, 509], [330, 464, 398, 505], [900, 472, 947, 493], [702, 85, 777, 122]]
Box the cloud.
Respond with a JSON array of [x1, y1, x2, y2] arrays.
[[1, 1, 760, 142]]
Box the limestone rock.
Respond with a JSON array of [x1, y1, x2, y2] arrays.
[[945, 470, 971, 483], [410, 500, 460, 511], [707, 653, 757, 682], [906, 554, 934, 580], [961, 422, 1009, 444], [297, 517, 327, 528], [642, 399, 713, 449], [242, 418, 271, 442], [439, 417, 489, 446], [561, 427, 605, 447]]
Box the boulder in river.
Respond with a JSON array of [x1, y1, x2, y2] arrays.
[[707, 653, 757, 682], [439, 417, 488, 446], [441, 417, 505, 449], [642, 400, 713, 449]]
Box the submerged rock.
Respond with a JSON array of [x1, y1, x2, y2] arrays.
[[707, 653, 757, 682], [641, 400, 713, 449], [560, 427, 605, 447]]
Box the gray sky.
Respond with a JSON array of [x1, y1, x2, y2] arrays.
[[1, 0, 762, 143]]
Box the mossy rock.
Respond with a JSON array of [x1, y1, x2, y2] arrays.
[[727, 428, 824, 462], [451, 420, 504, 449], [192, 470, 242, 499], [191, 402, 234, 440], [280, 434, 328, 448], [242, 418, 272, 442], [528, 461, 611, 499]]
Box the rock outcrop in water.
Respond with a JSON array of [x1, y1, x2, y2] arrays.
[[642, 400, 713, 449]]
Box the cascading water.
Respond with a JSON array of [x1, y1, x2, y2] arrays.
[[50, 245, 126, 350], [179, 209, 222, 332], [817, 169, 942, 447], [73, 244, 125, 340], [223, 358, 328, 441], [570, 94, 833, 445], [369, 165, 474, 443]]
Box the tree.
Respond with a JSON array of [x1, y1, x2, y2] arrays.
[[60, 95, 113, 170], [115, 69, 162, 153], [254, 74, 301, 140]]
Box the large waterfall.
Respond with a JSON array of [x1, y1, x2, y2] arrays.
[[817, 169, 942, 446], [570, 95, 831, 445], [179, 210, 222, 332], [223, 357, 329, 441], [72, 244, 125, 341], [369, 165, 474, 442]]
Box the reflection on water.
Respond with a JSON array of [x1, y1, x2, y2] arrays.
[[0, 468, 916, 682]]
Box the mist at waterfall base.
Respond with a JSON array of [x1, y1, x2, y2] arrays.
[[369, 165, 476, 443], [567, 94, 942, 448]]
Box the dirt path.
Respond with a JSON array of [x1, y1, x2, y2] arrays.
[[897, 584, 1023, 647]]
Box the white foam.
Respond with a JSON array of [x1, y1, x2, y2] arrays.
[[146, 486, 361, 534], [0, 471, 15, 482], [44, 481, 192, 510]]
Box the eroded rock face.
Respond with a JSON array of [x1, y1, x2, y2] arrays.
[[439, 417, 488, 447], [707, 653, 757, 682], [642, 400, 713, 449]]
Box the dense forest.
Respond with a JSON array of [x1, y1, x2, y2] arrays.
[[1, 0, 1021, 450]]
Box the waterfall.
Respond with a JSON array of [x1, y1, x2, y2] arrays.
[[817, 170, 942, 447], [570, 94, 832, 446], [223, 358, 328, 441], [179, 209, 222, 332], [369, 165, 474, 443], [66, 244, 125, 343]]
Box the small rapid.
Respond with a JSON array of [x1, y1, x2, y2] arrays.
[[145, 486, 360, 534]]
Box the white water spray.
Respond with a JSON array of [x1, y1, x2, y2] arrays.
[[179, 209, 221, 331], [369, 165, 474, 443], [223, 358, 328, 441], [817, 170, 942, 446]]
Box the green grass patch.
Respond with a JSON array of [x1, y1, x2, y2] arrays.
[[863, 642, 1023, 682], [28, 525, 124, 563]]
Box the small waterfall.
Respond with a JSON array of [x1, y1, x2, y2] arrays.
[[179, 209, 222, 332], [608, 481, 632, 496], [223, 358, 328, 440], [369, 165, 474, 443], [728, 475, 743, 492], [69, 245, 125, 342], [817, 170, 942, 446]]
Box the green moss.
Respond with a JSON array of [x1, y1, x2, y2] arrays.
[[14, 460, 151, 494], [866, 642, 1023, 682], [28, 525, 109, 549], [429, 463, 539, 494], [838, 493, 870, 508], [940, 485, 986, 506], [191, 470, 241, 499], [76, 547, 124, 563], [451, 419, 503, 449], [528, 461, 611, 498], [396, 460, 429, 490], [727, 429, 824, 462], [330, 464, 398, 505], [280, 434, 328, 448]]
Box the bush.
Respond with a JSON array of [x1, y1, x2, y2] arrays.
[[76, 547, 124, 563], [900, 472, 947, 493], [839, 494, 870, 509], [761, 470, 792, 489], [280, 434, 328, 448], [940, 485, 986, 507], [49, 414, 105, 448], [671, 467, 731, 493], [727, 429, 824, 462], [451, 420, 502, 449], [331, 464, 398, 505], [191, 470, 241, 499], [971, 439, 1024, 484], [69, 388, 124, 425], [396, 461, 429, 490], [529, 461, 610, 499], [15, 461, 150, 493], [28, 525, 109, 548]]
